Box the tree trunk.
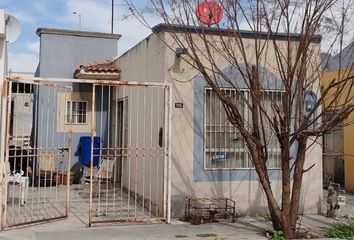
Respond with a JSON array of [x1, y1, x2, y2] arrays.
[[290, 137, 308, 232], [281, 216, 295, 239], [269, 207, 282, 230], [267, 199, 295, 239]]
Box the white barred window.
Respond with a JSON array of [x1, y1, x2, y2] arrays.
[[204, 88, 283, 170], [65, 101, 87, 124]]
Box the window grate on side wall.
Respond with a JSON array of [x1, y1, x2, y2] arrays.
[[204, 88, 283, 170]]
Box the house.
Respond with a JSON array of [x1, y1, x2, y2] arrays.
[[111, 24, 323, 217], [2, 23, 323, 228], [2, 28, 122, 228], [322, 43, 354, 192], [7, 71, 35, 148], [34, 28, 121, 169]]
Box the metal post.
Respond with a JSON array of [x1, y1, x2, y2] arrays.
[[166, 85, 172, 223], [142, 87, 147, 217], [120, 87, 126, 217], [0, 36, 8, 230], [163, 84, 172, 223], [65, 88, 73, 216], [72, 12, 81, 30], [89, 84, 96, 227], [134, 87, 139, 219], [105, 86, 111, 216], [149, 88, 153, 217], [127, 87, 133, 218], [111, 0, 114, 34], [0, 79, 9, 229]]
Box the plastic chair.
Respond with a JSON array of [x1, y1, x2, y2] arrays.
[[95, 158, 115, 188], [6, 161, 29, 206]]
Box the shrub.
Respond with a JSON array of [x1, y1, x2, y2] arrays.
[[269, 230, 284, 240], [261, 212, 272, 221], [325, 221, 354, 239]]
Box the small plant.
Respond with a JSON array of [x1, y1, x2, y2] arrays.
[[325, 221, 354, 239], [269, 230, 284, 240], [175, 234, 189, 238], [196, 233, 218, 238], [261, 212, 272, 221], [234, 212, 246, 219]]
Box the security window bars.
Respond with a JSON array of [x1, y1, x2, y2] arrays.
[[65, 101, 87, 124], [204, 88, 283, 170], [323, 113, 344, 186]]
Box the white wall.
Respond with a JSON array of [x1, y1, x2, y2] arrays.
[[114, 33, 167, 215], [162, 32, 323, 217]]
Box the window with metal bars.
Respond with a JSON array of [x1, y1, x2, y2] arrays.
[[322, 112, 344, 186], [65, 101, 88, 124], [204, 88, 283, 170]]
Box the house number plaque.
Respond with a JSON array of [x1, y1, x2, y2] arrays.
[[175, 102, 184, 108]]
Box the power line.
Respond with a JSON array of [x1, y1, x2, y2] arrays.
[[111, 0, 114, 34], [102, 1, 128, 7]]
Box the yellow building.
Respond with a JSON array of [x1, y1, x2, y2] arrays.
[[322, 68, 354, 192]]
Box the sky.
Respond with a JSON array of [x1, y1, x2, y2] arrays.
[[1, 0, 354, 73], [0, 0, 162, 73]]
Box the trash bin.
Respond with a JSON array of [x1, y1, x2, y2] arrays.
[[79, 136, 100, 167]]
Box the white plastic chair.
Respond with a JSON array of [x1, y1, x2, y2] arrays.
[[6, 162, 29, 206], [95, 158, 115, 188]]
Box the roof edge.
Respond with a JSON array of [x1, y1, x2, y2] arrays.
[[74, 71, 120, 80], [152, 24, 321, 43], [36, 28, 121, 40]]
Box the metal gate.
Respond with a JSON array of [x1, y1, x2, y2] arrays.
[[0, 78, 72, 228], [88, 82, 171, 225], [0, 77, 171, 228]]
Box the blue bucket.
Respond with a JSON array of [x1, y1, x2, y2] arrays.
[[79, 136, 100, 167]]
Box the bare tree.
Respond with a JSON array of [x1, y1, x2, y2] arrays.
[[125, 0, 354, 238]]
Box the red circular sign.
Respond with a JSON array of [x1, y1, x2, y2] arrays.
[[195, 1, 223, 25]]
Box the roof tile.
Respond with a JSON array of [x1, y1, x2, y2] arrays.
[[74, 59, 120, 76]]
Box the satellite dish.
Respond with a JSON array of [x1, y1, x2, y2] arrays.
[[5, 14, 22, 44], [196, 1, 223, 26]]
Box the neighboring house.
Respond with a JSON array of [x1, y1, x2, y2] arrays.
[[322, 45, 354, 192], [111, 24, 323, 217], [8, 71, 35, 148], [34, 28, 121, 168], [2, 28, 124, 228]]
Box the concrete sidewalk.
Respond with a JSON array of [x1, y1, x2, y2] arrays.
[[0, 215, 336, 240]]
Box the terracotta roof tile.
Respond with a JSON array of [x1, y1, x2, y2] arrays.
[[74, 59, 120, 76]]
